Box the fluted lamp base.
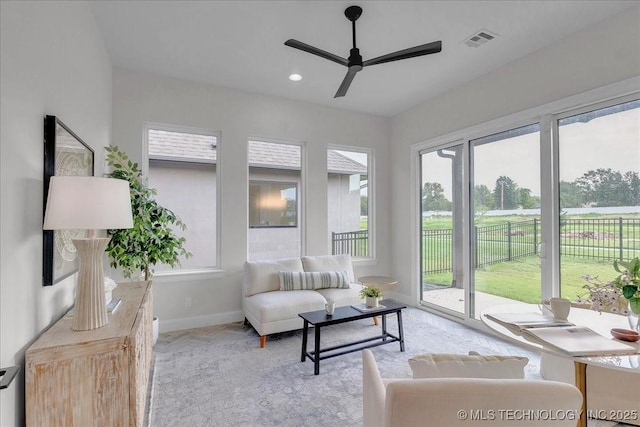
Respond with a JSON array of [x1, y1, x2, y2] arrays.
[[72, 237, 109, 331]]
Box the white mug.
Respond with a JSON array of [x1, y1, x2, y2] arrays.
[[325, 301, 335, 315], [540, 297, 571, 320]]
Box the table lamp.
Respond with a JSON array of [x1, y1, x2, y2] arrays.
[[43, 176, 133, 331]]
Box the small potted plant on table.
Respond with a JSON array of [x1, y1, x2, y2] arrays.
[[360, 286, 383, 308]]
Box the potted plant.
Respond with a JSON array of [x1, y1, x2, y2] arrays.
[[104, 145, 191, 280], [578, 257, 640, 331], [612, 258, 640, 313], [576, 275, 629, 315], [360, 286, 383, 308], [613, 257, 640, 331]]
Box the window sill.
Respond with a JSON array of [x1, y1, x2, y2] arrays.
[[352, 257, 377, 267], [150, 268, 226, 284]]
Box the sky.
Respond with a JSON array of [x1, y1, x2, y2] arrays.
[[422, 106, 639, 200]]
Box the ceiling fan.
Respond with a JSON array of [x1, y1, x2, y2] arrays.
[[284, 5, 442, 98]]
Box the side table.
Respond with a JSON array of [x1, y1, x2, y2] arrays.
[[358, 276, 398, 326], [358, 275, 398, 289]]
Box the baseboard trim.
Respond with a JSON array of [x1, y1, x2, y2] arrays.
[[385, 291, 413, 307], [159, 310, 245, 333]]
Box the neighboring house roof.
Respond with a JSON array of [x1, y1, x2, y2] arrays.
[[148, 129, 366, 174], [327, 150, 367, 175], [148, 129, 217, 163], [248, 140, 300, 170]]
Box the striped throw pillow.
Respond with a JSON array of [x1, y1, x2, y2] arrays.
[[278, 271, 351, 291]]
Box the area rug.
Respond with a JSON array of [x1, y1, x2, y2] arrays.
[[149, 307, 557, 426]]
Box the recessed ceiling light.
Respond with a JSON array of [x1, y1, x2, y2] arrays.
[[289, 73, 302, 82]]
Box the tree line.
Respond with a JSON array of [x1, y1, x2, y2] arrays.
[[422, 168, 639, 211]]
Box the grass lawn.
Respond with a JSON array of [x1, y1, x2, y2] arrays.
[[357, 212, 637, 304], [418, 213, 638, 303], [424, 256, 616, 304]]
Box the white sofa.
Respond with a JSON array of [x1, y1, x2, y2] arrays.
[[363, 349, 583, 427], [243, 254, 364, 347]]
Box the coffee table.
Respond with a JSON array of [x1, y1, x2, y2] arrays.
[[299, 299, 406, 375]]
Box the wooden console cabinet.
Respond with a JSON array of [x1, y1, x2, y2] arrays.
[[26, 281, 153, 427]]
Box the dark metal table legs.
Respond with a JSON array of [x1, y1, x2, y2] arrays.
[[314, 325, 321, 375], [397, 310, 405, 352], [381, 314, 387, 342], [301, 320, 309, 362]]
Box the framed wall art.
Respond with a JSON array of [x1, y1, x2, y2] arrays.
[[43, 115, 94, 286]]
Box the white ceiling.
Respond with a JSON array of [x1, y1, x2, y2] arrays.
[[89, 1, 637, 117]]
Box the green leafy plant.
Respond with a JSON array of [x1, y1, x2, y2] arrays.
[[576, 275, 629, 315], [359, 286, 383, 299], [613, 257, 640, 315], [105, 145, 191, 280], [577, 257, 640, 315]]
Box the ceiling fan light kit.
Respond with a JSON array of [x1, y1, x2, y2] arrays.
[[285, 5, 442, 98]]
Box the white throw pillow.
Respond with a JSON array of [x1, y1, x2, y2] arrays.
[[408, 352, 529, 379], [301, 254, 355, 283], [243, 258, 304, 296], [279, 271, 351, 291]]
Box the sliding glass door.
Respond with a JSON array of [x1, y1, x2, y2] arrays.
[[557, 99, 640, 304], [470, 124, 541, 319], [419, 142, 466, 315], [416, 93, 639, 322]]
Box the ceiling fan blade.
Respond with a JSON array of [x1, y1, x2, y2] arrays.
[[363, 40, 442, 67], [284, 39, 348, 67], [334, 67, 359, 98]]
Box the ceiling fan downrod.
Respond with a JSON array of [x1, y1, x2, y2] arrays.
[[346, 6, 363, 72], [345, 5, 362, 49]]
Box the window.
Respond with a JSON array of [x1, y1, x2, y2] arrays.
[[420, 142, 464, 314], [146, 125, 219, 272], [557, 99, 640, 301], [470, 124, 541, 318], [248, 139, 303, 261], [328, 148, 371, 258], [414, 88, 639, 323], [249, 181, 297, 227]]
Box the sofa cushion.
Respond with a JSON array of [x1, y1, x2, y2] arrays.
[[244, 258, 304, 297], [315, 284, 363, 306], [279, 271, 350, 291], [301, 254, 355, 282], [244, 290, 327, 323], [408, 353, 529, 379]]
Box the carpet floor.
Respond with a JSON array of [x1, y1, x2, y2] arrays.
[[149, 307, 625, 427]]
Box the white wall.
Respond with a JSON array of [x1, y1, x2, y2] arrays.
[[0, 1, 112, 426], [389, 8, 640, 305], [328, 174, 363, 235], [149, 161, 218, 271], [112, 68, 391, 332]]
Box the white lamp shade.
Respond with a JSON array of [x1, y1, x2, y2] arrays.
[[43, 176, 133, 230]]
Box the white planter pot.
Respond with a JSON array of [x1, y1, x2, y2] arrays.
[[366, 296, 379, 308]]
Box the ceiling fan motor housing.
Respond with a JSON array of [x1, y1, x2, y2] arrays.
[[349, 48, 363, 70]]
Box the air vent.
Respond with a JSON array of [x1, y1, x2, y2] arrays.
[[463, 30, 498, 48]]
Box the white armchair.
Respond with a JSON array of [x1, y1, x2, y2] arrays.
[[362, 349, 583, 427]]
